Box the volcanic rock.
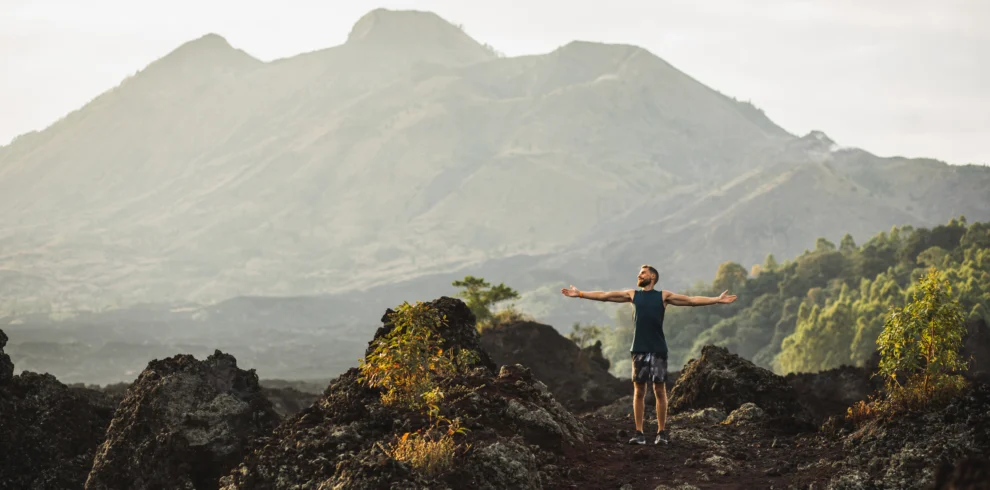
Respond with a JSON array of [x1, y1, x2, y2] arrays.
[[828, 380, 990, 490], [785, 363, 881, 426], [933, 456, 990, 489], [0, 329, 13, 384], [669, 345, 813, 430], [219, 297, 589, 489], [721, 402, 766, 426], [84, 350, 280, 490], [479, 320, 627, 411], [0, 329, 118, 490]]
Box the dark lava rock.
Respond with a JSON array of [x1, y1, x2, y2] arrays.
[[0, 329, 118, 490], [961, 318, 990, 377], [934, 456, 990, 489], [785, 363, 882, 426], [669, 345, 813, 430], [220, 297, 589, 490], [84, 350, 281, 490], [479, 320, 627, 412], [827, 380, 990, 489], [0, 329, 13, 384]]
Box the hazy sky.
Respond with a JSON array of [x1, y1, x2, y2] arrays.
[[2, 0, 988, 164]]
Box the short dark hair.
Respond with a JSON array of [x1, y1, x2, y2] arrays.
[[641, 264, 658, 285]]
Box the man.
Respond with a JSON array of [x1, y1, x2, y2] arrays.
[[561, 264, 737, 445]]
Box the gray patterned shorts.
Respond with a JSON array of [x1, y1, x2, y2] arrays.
[[631, 352, 668, 384]]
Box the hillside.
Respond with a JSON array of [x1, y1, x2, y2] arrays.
[[1, 8, 990, 384], [1, 8, 812, 311]]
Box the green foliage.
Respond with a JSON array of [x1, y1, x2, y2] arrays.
[[451, 275, 520, 327], [846, 269, 971, 424], [713, 261, 748, 294], [876, 268, 969, 398], [568, 322, 604, 348], [632, 217, 989, 374], [359, 301, 480, 478], [359, 301, 480, 414]]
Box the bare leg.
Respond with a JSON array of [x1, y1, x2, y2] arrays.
[[654, 382, 668, 432], [633, 382, 647, 432]]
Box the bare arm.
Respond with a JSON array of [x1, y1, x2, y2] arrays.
[[663, 290, 737, 307], [561, 286, 634, 303]]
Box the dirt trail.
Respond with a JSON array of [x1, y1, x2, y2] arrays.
[[549, 407, 844, 490]]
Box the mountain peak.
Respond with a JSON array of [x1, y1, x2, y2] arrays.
[[137, 33, 260, 81], [345, 8, 494, 61], [802, 130, 835, 146], [181, 33, 232, 51]]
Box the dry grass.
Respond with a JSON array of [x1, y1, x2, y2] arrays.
[[383, 422, 466, 478]]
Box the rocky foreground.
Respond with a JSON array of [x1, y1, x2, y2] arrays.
[[1, 301, 989, 489]]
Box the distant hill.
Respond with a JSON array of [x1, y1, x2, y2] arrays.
[[1, 8, 989, 383]]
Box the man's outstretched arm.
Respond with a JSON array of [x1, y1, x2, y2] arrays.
[[561, 285, 634, 303], [663, 290, 737, 307]]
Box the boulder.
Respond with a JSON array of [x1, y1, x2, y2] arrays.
[[220, 297, 589, 489], [785, 363, 881, 426], [84, 350, 280, 490], [0, 329, 118, 490], [479, 320, 627, 411], [669, 345, 812, 430], [721, 402, 766, 426], [0, 329, 13, 384]]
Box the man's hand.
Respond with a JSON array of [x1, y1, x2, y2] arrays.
[[717, 290, 738, 304], [561, 285, 581, 298]]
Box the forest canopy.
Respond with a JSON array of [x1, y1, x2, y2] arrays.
[[577, 217, 989, 376]]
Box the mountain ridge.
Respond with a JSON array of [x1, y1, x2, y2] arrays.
[[0, 7, 987, 330]]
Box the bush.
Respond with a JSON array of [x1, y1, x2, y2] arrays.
[[359, 301, 479, 413], [381, 419, 469, 478], [847, 268, 970, 423], [359, 301, 480, 477]]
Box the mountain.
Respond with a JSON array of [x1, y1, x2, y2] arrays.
[[1, 8, 989, 383]]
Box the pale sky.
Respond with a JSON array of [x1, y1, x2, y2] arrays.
[[2, 0, 988, 165]]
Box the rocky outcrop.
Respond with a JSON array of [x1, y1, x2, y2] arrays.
[[669, 346, 813, 430], [0, 329, 117, 490], [84, 350, 281, 490], [0, 329, 13, 384], [219, 296, 589, 489], [827, 380, 990, 490], [961, 318, 990, 377], [934, 456, 990, 489], [480, 320, 627, 411], [785, 363, 881, 426]]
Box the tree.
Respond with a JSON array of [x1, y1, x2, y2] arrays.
[[840, 233, 857, 255], [762, 253, 779, 272], [568, 322, 604, 348], [713, 262, 747, 294], [876, 268, 969, 410], [451, 276, 520, 325], [815, 237, 836, 252]]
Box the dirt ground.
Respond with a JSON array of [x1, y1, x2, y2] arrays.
[[549, 404, 845, 490]]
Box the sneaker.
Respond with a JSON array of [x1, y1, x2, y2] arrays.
[[628, 431, 647, 445], [655, 430, 669, 445]]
